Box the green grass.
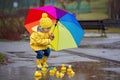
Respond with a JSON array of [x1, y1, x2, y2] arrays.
[[0, 53, 5, 63], [76, 0, 109, 20], [106, 28, 120, 33], [76, 12, 109, 20]]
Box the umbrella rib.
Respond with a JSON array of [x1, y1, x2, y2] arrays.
[[57, 22, 59, 50]]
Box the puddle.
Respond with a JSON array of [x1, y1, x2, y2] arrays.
[[71, 62, 120, 80], [0, 61, 120, 80]]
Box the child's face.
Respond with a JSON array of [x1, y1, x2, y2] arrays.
[[42, 27, 51, 33]]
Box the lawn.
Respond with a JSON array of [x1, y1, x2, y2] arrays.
[[0, 53, 6, 64]]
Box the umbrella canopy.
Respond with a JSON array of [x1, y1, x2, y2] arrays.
[[24, 5, 84, 51]]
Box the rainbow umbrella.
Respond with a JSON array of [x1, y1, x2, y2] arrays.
[[24, 5, 84, 51]]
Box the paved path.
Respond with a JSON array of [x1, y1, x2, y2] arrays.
[[0, 33, 120, 80]]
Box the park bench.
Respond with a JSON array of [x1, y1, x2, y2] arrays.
[[79, 20, 106, 36], [103, 19, 120, 27]]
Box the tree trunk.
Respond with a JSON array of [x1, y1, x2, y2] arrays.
[[111, 0, 120, 19], [40, 0, 45, 6]]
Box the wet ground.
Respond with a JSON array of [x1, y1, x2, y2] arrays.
[[0, 33, 120, 80]]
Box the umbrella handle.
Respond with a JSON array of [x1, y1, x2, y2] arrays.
[[52, 24, 56, 33], [52, 19, 58, 33]]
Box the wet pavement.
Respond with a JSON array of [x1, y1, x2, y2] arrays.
[[0, 33, 120, 80]]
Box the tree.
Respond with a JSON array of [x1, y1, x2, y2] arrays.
[[40, 0, 45, 6]]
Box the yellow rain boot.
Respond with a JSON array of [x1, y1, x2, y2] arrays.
[[36, 59, 42, 69], [42, 56, 48, 67]]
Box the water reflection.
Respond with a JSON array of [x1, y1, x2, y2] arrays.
[[0, 65, 35, 80], [72, 62, 120, 80], [0, 61, 120, 80], [33, 62, 120, 80]]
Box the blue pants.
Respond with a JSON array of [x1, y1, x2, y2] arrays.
[[35, 48, 50, 59]]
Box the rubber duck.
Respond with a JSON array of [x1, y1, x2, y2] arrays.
[[59, 72, 64, 78], [70, 71, 75, 77], [61, 64, 66, 73], [42, 67, 47, 76], [53, 67, 57, 73], [67, 65, 75, 77], [34, 70, 42, 80], [49, 69, 55, 76], [56, 71, 60, 78], [67, 65, 72, 73]]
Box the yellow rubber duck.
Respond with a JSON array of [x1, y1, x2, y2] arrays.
[[61, 64, 66, 73], [67, 65, 72, 73], [53, 67, 57, 73], [34, 70, 42, 80], [56, 71, 60, 78], [42, 67, 47, 76], [67, 65, 75, 77], [70, 71, 75, 77], [49, 69, 55, 76], [59, 72, 64, 78]]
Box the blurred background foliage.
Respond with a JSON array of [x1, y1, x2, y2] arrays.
[[45, 0, 110, 20], [0, 0, 31, 40], [0, 0, 119, 40]]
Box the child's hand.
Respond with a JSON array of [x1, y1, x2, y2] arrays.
[[49, 33, 54, 40]]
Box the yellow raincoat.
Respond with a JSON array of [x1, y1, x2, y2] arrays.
[[30, 26, 51, 51]]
